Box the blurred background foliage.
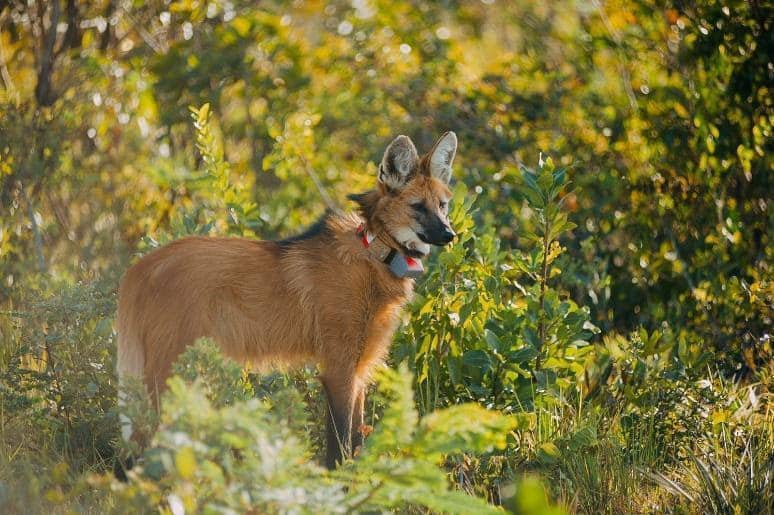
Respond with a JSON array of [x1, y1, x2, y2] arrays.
[[0, 0, 771, 513]]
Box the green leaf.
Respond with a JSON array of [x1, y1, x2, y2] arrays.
[[507, 346, 539, 364], [565, 426, 597, 450], [523, 327, 539, 348], [552, 167, 566, 186], [484, 329, 504, 353], [536, 442, 561, 465], [512, 476, 566, 515], [463, 349, 492, 371], [175, 446, 197, 479]]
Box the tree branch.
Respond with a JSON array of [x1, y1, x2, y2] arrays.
[[0, 11, 15, 95], [299, 154, 337, 211], [592, 0, 639, 112], [21, 183, 47, 273], [35, 0, 60, 106]]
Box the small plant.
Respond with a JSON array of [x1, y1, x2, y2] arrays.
[[170, 337, 256, 407], [645, 378, 773, 514], [398, 156, 596, 409], [112, 339, 518, 513], [517, 156, 590, 374], [0, 281, 117, 469], [140, 104, 262, 252]]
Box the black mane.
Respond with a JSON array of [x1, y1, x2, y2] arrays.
[[276, 211, 332, 248]]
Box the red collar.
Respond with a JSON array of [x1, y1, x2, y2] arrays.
[[357, 223, 375, 248]]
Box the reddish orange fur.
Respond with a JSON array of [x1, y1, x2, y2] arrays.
[[117, 134, 456, 468]]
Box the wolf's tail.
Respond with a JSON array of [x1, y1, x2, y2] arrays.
[[116, 305, 145, 443]]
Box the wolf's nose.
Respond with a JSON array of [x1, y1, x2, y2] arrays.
[[441, 227, 456, 244]]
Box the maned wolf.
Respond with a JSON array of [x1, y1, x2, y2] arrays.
[[117, 131, 459, 468]]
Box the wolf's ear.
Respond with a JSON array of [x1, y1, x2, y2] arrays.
[[379, 135, 419, 190], [427, 131, 457, 184], [347, 190, 379, 219]]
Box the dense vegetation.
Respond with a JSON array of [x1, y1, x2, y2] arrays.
[[1, 0, 771, 513]]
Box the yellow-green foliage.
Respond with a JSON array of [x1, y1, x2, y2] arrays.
[[1, 1, 772, 513], [113, 339, 516, 514]]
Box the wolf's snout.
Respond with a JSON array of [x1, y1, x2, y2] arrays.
[[439, 226, 456, 244], [418, 225, 455, 246]]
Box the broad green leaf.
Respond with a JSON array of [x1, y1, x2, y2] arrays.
[[463, 349, 493, 371]]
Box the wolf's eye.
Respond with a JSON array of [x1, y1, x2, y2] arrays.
[[439, 201, 448, 210], [411, 202, 427, 213]]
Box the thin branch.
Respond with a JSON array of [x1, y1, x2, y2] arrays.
[[116, 5, 165, 54], [592, 0, 639, 112], [535, 220, 549, 371], [0, 10, 15, 94], [99, 0, 115, 51], [35, 0, 60, 105], [299, 154, 338, 211], [60, 0, 80, 53], [669, 231, 695, 291], [21, 184, 47, 273]]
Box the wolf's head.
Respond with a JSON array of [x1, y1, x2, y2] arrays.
[[349, 132, 458, 259]]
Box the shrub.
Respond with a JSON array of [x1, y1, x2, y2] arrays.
[[0, 280, 117, 470], [112, 338, 518, 513]]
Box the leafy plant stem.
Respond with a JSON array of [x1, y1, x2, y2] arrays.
[[536, 220, 550, 371], [44, 334, 73, 459]]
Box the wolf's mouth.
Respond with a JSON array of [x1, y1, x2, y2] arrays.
[[417, 233, 431, 244], [399, 236, 430, 258], [403, 247, 428, 259]]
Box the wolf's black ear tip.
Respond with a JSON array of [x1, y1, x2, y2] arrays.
[[349, 192, 373, 205]]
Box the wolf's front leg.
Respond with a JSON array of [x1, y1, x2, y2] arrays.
[[321, 373, 357, 468]]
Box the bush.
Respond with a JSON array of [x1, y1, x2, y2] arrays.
[[0, 280, 117, 470], [112, 339, 517, 514]]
